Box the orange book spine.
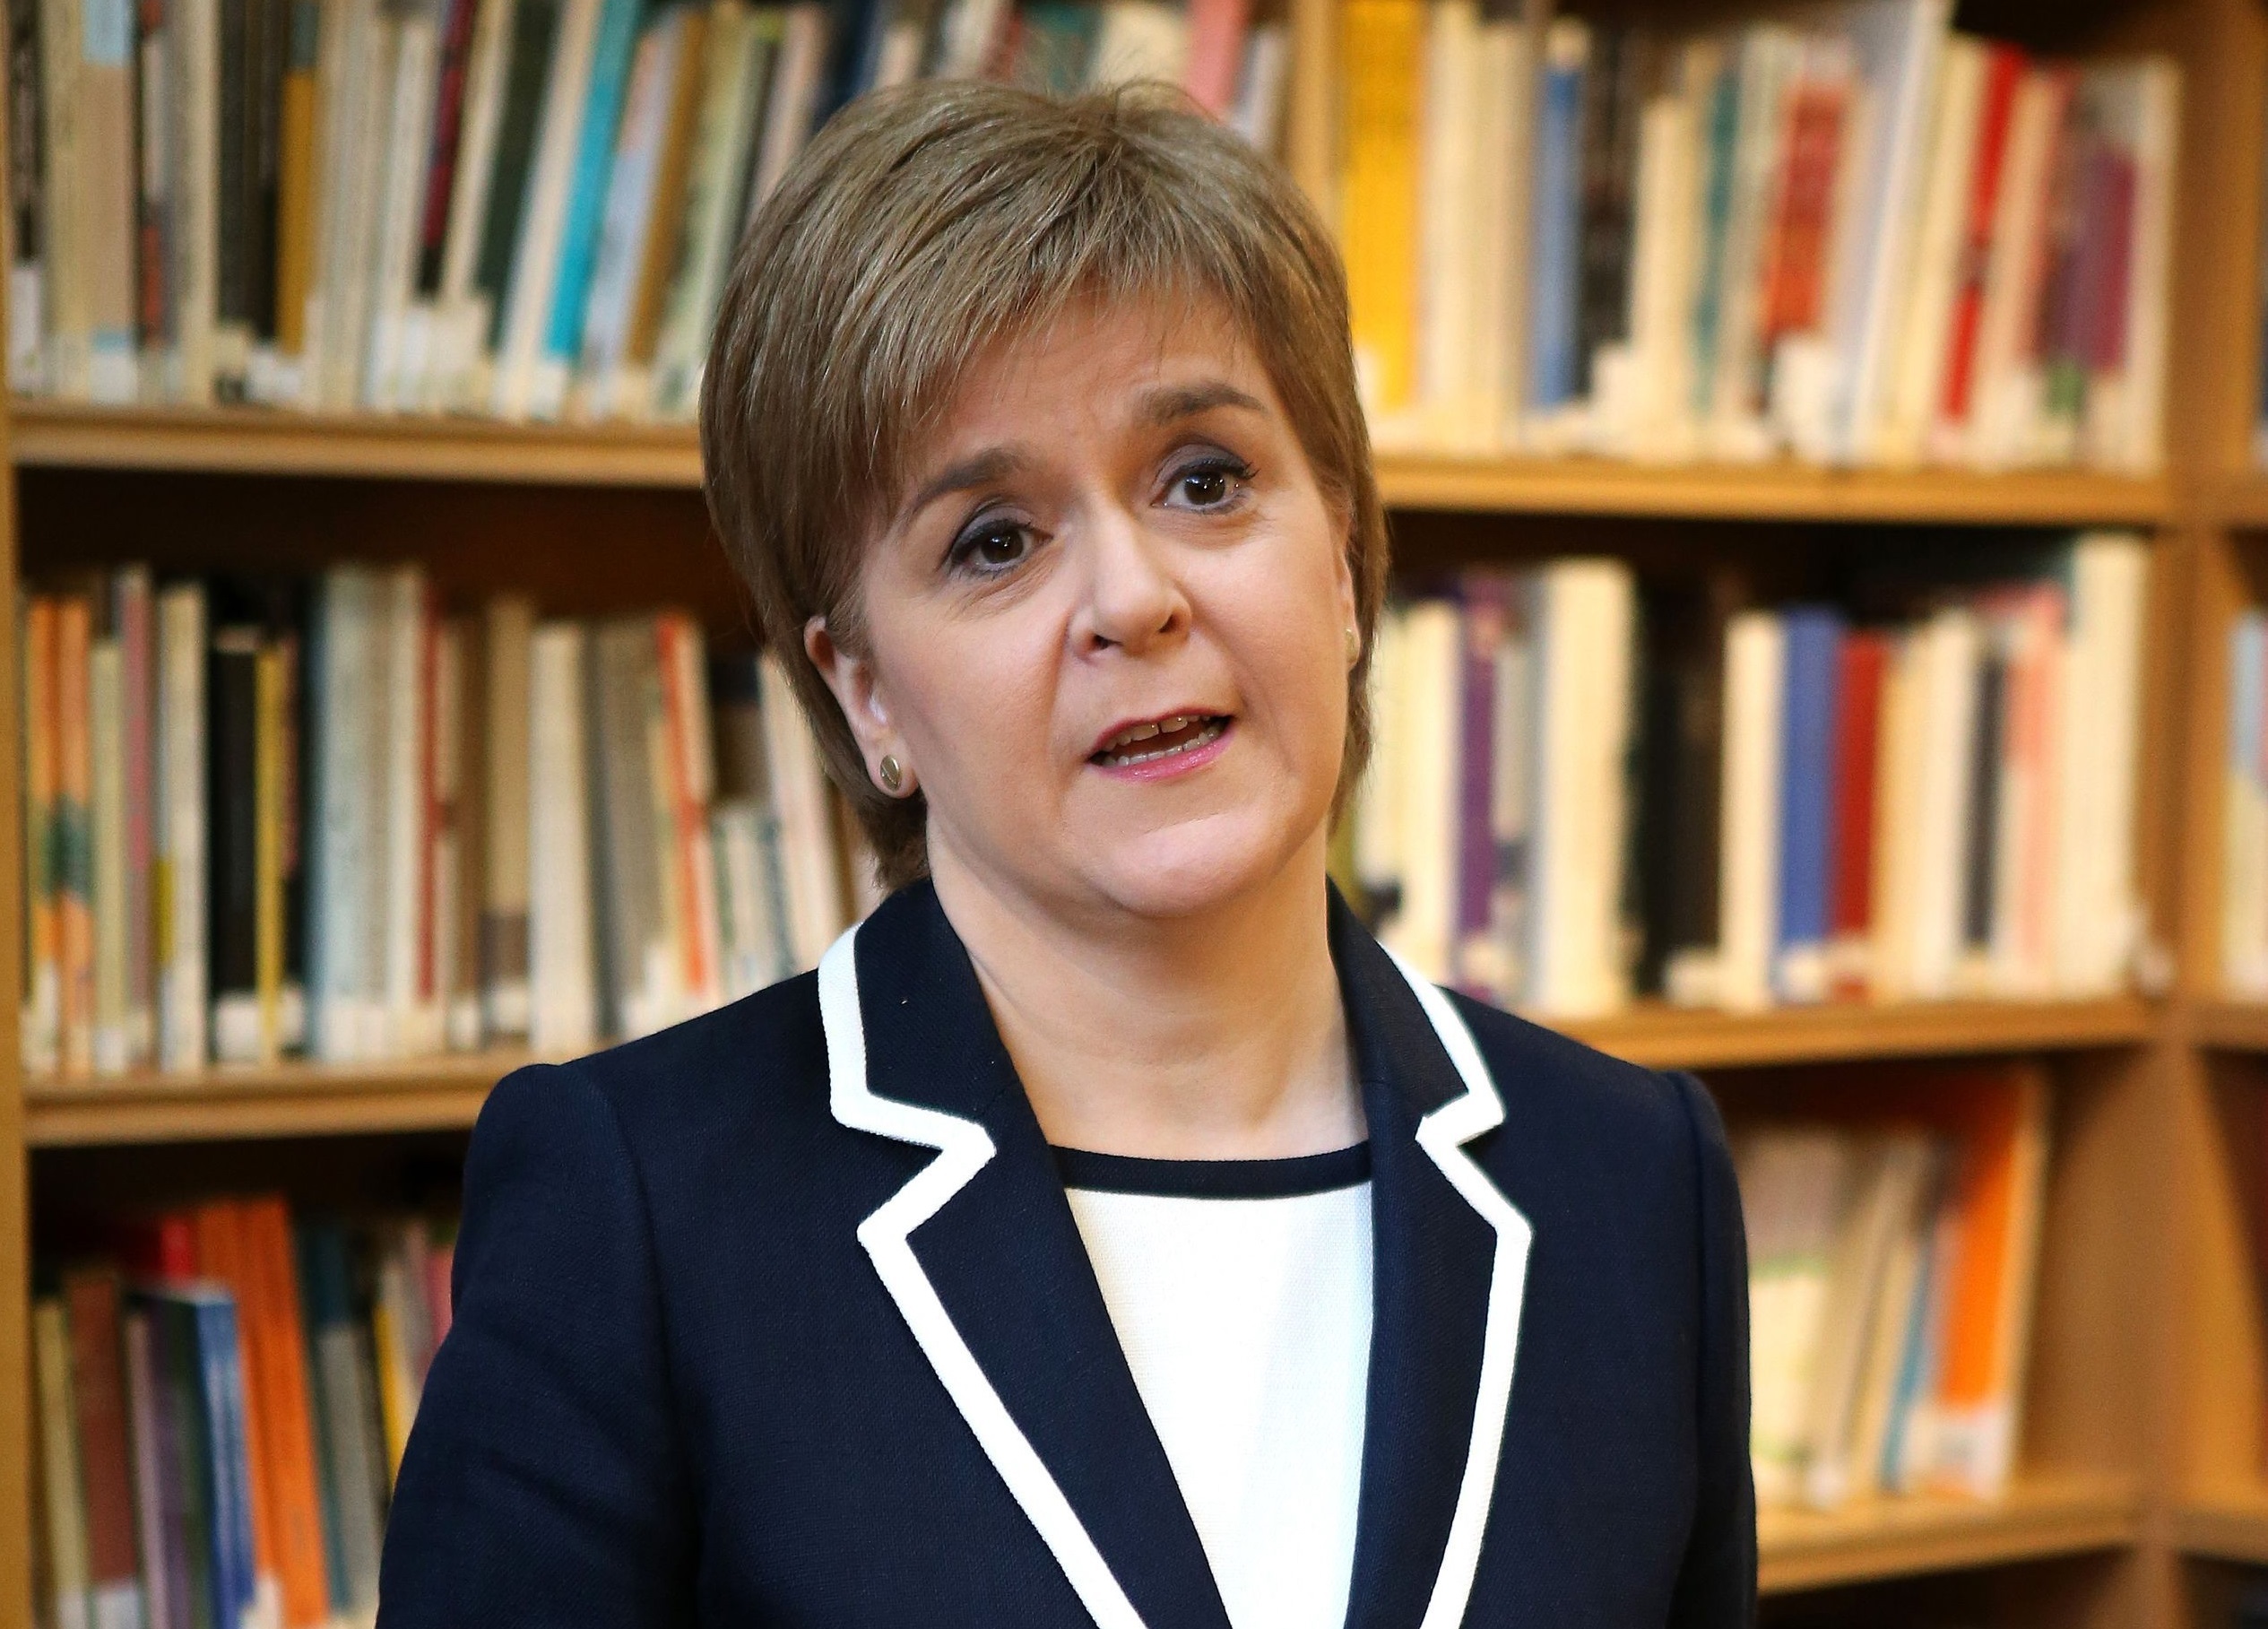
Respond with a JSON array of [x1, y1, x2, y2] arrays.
[[241, 1197, 333, 1627]]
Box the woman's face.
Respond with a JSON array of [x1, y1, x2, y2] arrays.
[[809, 295, 1357, 923]]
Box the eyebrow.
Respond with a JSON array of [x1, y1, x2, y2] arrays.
[[1137, 381, 1268, 426], [902, 446, 1028, 521]]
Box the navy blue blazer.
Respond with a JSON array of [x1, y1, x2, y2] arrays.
[[377, 881, 1755, 1626]]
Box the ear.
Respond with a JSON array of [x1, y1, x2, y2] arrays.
[[805, 616, 913, 794], [1332, 523, 1360, 654]]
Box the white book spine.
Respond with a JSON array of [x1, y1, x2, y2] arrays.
[[384, 568, 429, 1054], [365, 7, 444, 410], [1909, 607, 1980, 998], [90, 638, 127, 1073], [1718, 611, 1784, 1012], [1532, 562, 1633, 1017], [758, 651, 844, 971], [530, 623, 598, 1053], [1876, 34, 1985, 467], [1381, 601, 1459, 983]]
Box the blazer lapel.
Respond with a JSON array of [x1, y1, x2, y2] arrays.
[[1331, 897, 1535, 1629], [821, 885, 1234, 1629]]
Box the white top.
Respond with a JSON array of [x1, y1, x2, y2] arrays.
[[1058, 1146, 1375, 1629]]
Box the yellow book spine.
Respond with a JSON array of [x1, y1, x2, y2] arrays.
[[1337, 0, 1424, 418]]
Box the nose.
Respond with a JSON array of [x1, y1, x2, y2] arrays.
[[1074, 499, 1190, 657]]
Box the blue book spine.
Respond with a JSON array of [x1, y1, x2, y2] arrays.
[[541, 0, 647, 367], [1526, 45, 1586, 412], [1773, 606, 1843, 999], [191, 1294, 259, 1629]]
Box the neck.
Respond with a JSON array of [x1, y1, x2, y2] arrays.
[[926, 835, 1362, 1161]]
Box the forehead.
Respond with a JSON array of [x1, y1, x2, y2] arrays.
[[913, 292, 1270, 455]]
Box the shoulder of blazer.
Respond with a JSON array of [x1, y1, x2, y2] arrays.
[[477, 969, 837, 1174]]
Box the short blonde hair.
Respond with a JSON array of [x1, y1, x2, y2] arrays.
[[700, 81, 1389, 889]]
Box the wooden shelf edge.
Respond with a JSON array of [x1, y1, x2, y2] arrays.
[[1555, 996, 2157, 1071], [2189, 1000, 2268, 1053], [9, 402, 706, 487], [1757, 1477, 2140, 1595], [9, 403, 2175, 523], [2173, 1493, 2268, 1564], [15, 999, 2152, 1146], [1373, 453, 2171, 524], [23, 1051, 532, 1145]]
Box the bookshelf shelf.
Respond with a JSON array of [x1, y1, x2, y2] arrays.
[[2187, 1001, 2268, 1053], [22, 1052, 529, 1146], [14, 998, 2156, 1150], [7, 401, 2176, 526], [2173, 1491, 2268, 1564], [1556, 996, 2156, 1072], [8, 401, 708, 487], [1754, 1477, 2141, 1596], [1372, 453, 2174, 526]]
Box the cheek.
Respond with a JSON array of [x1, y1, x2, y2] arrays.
[[872, 597, 1064, 794]]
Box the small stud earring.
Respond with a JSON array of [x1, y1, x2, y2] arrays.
[[1344, 627, 1361, 665], [879, 754, 905, 794]]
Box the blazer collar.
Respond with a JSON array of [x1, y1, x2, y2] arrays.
[[819, 882, 1533, 1629]]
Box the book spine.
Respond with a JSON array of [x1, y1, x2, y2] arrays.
[[34, 1295, 95, 1629], [117, 568, 156, 1065], [56, 594, 95, 1075], [64, 1269, 148, 1629], [530, 0, 638, 413], [1774, 607, 1842, 1002], [23, 596, 58, 1072], [89, 635, 126, 1071], [207, 623, 262, 1063], [119, 1307, 175, 1629], [9, 0, 46, 389]]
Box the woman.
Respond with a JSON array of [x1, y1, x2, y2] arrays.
[[377, 82, 1753, 1628]]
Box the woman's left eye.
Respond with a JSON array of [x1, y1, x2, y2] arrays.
[[1164, 456, 1252, 511]]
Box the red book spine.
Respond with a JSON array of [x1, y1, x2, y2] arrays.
[[63, 1267, 143, 1593], [1942, 45, 2027, 423], [1829, 632, 1888, 975], [1182, 0, 1250, 117], [1760, 69, 1848, 345]]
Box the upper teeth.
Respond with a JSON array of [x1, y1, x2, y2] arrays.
[[1104, 715, 1200, 752]]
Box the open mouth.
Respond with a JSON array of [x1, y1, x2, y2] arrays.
[[1089, 714, 1231, 768]]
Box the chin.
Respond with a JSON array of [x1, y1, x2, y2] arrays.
[[1078, 804, 1321, 921]]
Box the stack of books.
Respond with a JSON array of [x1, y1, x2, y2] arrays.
[[1339, 0, 2178, 471], [31, 1195, 454, 1629], [19, 565, 858, 1079], [4, 0, 1288, 415], [1738, 1062, 2050, 1512], [1353, 531, 2150, 1018]]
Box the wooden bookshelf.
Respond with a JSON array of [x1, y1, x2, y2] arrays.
[[1756, 1477, 2142, 1596], [4, 0, 2260, 1622]]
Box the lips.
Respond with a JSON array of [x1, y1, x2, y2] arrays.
[[1090, 713, 1231, 768]]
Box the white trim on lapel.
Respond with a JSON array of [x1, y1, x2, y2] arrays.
[[1383, 948, 1535, 1629], [818, 927, 1149, 1629], [818, 919, 1532, 1629]]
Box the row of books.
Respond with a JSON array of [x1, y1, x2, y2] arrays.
[[4, 0, 1288, 417], [20, 565, 861, 1079], [1739, 1062, 2049, 1510], [32, 1197, 455, 1629], [1339, 0, 2177, 472], [1351, 532, 2150, 1017]]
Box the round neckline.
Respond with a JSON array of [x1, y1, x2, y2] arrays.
[[1050, 1142, 1372, 1200]]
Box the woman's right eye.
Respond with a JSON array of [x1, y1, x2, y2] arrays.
[[950, 519, 1034, 575]]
